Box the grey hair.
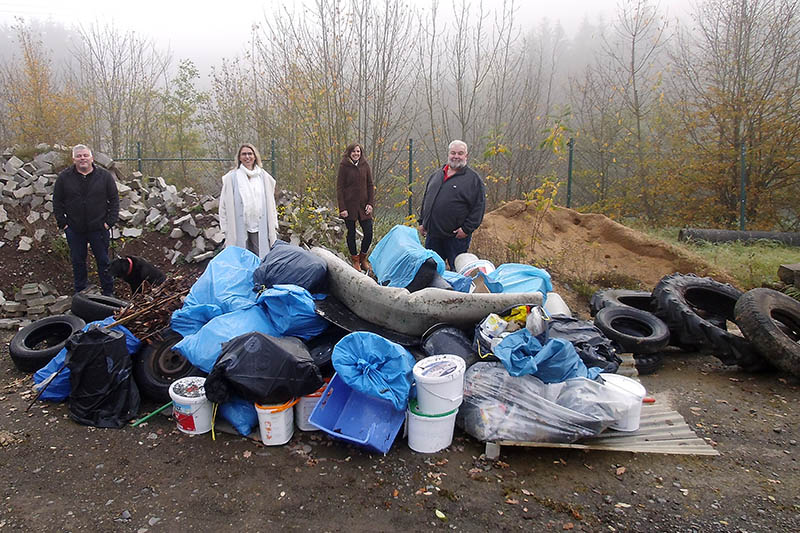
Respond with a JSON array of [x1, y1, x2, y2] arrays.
[[72, 144, 92, 157], [448, 140, 468, 153]]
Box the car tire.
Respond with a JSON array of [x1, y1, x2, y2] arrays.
[[9, 314, 86, 372], [70, 292, 130, 323], [735, 288, 799, 377], [594, 306, 670, 354], [652, 273, 763, 369], [589, 289, 654, 317], [632, 352, 664, 375], [133, 328, 205, 402]]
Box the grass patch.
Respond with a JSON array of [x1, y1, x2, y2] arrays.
[[624, 222, 798, 290]]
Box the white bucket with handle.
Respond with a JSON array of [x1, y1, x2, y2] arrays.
[[168, 377, 212, 435], [412, 355, 466, 415]]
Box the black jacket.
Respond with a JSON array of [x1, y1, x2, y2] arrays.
[[419, 165, 486, 239], [53, 164, 119, 233]]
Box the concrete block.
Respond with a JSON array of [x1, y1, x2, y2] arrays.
[[94, 152, 113, 168], [2, 156, 23, 174]]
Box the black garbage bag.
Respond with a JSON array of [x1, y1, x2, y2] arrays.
[[546, 316, 621, 373], [205, 332, 324, 405], [421, 324, 480, 367], [66, 325, 140, 428], [253, 240, 328, 293]]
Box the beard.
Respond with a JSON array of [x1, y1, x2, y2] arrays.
[[448, 158, 466, 169]]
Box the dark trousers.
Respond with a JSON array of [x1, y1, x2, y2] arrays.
[[425, 234, 471, 271], [246, 231, 259, 257], [65, 227, 113, 294], [345, 218, 373, 256]]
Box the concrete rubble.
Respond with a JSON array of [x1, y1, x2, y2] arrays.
[[0, 145, 346, 322]]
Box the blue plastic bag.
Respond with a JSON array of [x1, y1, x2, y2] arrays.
[[492, 328, 601, 382], [441, 270, 472, 293], [369, 225, 445, 288], [331, 332, 416, 411], [32, 317, 142, 402], [218, 396, 258, 436], [171, 247, 261, 336], [478, 263, 553, 297], [255, 284, 328, 340], [174, 305, 280, 373]]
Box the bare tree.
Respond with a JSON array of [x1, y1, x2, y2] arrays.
[[669, 0, 800, 227], [69, 23, 171, 156]]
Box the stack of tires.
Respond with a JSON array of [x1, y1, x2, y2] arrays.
[[590, 289, 669, 375], [590, 273, 800, 378]]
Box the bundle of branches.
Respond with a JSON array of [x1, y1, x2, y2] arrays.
[[113, 272, 194, 341]]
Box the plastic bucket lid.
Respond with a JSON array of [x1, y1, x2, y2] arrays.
[[601, 373, 646, 399], [413, 354, 466, 383]]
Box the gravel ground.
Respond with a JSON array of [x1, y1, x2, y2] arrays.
[[1, 329, 798, 532]]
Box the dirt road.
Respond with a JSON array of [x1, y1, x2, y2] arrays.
[[1, 329, 798, 532]]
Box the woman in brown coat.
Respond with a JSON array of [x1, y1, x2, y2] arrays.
[[336, 143, 375, 272]]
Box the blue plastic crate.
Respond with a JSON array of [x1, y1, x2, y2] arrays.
[[308, 372, 405, 455]]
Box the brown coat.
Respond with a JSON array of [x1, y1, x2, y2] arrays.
[[336, 158, 375, 221]]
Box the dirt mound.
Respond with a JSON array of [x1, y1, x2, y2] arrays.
[[472, 201, 736, 290]]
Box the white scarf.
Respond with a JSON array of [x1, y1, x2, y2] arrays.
[[236, 165, 265, 230]]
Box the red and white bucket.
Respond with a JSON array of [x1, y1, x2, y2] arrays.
[[168, 377, 212, 435]]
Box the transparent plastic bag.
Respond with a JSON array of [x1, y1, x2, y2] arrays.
[[458, 362, 637, 443]]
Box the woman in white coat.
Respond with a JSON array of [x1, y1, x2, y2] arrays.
[[218, 143, 279, 257]]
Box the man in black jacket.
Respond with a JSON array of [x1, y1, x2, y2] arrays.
[[54, 145, 120, 296], [418, 140, 486, 270]]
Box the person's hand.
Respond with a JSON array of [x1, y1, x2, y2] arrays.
[[340, 210, 348, 218], [453, 227, 467, 239], [104, 223, 109, 230], [365, 204, 373, 215], [418, 225, 427, 237]]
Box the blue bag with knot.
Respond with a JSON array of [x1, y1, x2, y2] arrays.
[[368, 225, 445, 288], [331, 332, 416, 411], [492, 328, 602, 383]]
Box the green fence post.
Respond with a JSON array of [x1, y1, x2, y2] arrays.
[[408, 138, 413, 218], [567, 137, 574, 208], [740, 143, 746, 231], [136, 142, 142, 173]]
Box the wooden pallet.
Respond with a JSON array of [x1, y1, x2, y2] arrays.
[[484, 375, 719, 459]]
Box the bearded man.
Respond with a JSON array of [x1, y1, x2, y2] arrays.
[[418, 140, 486, 270]]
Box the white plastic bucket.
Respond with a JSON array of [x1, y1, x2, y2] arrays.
[[453, 253, 479, 273], [457, 260, 496, 279], [255, 399, 296, 445], [407, 400, 458, 453], [601, 373, 646, 432], [413, 355, 466, 415], [168, 377, 212, 435], [295, 381, 328, 432], [543, 292, 572, 317]]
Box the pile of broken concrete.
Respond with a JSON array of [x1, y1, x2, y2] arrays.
[[0, 145, 346, 328]]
